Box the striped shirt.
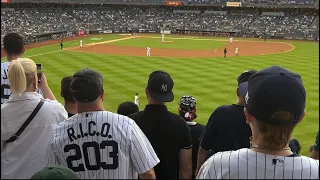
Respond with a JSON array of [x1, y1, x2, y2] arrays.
[[197, 148, 319, 179], [1, 62, 10, 104], [45, 111, 159, 179]]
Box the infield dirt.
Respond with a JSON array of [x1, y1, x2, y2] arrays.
[[71, 37, 294, 58], [5, 35, 294, 58]]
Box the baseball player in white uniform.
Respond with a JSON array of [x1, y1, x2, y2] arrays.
[[229, 37, 233, 44], [147, 46, 151, 56], [80, 40, 83, 48], [235, 47, 238, 56], [197, 66, 319, 179], [45, 68, 159, 179], [134, 93, 140, 106], [161, 33, 165, 42]]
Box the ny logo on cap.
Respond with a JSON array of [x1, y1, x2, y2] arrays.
[[245, 92, 249, 104], [161, 84, 168, 92]]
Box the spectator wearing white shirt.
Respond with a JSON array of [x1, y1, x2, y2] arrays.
[[1, 58, 68, 179]]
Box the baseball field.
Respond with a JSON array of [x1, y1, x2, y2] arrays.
[[3, 34, 318, 155]]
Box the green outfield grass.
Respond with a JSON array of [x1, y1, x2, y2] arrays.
[[1, 34, 318, 155]]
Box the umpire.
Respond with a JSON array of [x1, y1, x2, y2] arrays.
[[129, 70, 193, 179]]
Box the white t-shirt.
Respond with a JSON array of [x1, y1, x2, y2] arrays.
[[134, 95, 139, 104], [147, 47, 151, 51], [80, 40, 83, 44], [1, 92, 68, 179], [197, 148, 319, 179], [45, 111, 159, 179], [235, 48, 238, 53]]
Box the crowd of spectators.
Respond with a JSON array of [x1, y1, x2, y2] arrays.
[[1, 33, 319, 179], [247, 0, 315, 5], [1, 7, 319, 41]]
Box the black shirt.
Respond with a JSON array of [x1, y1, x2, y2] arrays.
[[128, 104, 192, 180], [200, 104, 252, 158], [186, 122, 205, 177]]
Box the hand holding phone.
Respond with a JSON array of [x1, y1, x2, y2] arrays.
[[36, 64, 42, 82]]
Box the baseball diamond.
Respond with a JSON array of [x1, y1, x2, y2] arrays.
[[1, 0, 319, 179]]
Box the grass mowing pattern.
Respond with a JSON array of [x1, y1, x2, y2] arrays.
[[2, 34, 318, 155]]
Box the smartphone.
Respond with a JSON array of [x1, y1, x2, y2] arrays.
[[36, 64, 42, 82]]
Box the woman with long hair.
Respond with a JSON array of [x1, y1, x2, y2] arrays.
[[1, 58, 68, 179]]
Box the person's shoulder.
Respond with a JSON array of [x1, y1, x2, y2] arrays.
[[1, 61, 9, 67], [168, 111, 184, 121], [207, 149, 244, 164], [298, 155, 319, 163], [195, 122, 205, 129], [42, 99, 66, 113], [214, 104, 243, 114], [128, 111, 144, 120]]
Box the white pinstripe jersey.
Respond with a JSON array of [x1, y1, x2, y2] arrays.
[[1, 61, 42, 104], [46, 111, 160, 179], [1, 62, 10, 104], [197, 148, 319, 179]]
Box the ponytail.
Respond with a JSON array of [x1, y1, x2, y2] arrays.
[[8, 60, 27, 96]]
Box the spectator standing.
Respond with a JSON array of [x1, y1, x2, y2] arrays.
[[310, 131, 319, 160], [60, 75, 77, 117], [45, 68, 159, 179], [289, 138, 301, 155], [129, 71, 193, 179], [1, 33, 25, 104], [1, 58, 67, 179], [196, 70, 256, 174], [178, 95, 204, 179], [117, 101, 139, 116], [197, 66, 319, 179]]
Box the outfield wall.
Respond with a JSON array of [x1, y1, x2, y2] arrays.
[[23, 28, 318, 47]]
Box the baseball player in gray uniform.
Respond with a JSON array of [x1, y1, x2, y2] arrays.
[[45, 68, 159, 179]]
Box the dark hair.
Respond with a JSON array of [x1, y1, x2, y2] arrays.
[[117, 101, 139, 116], [3, 33, 24, 56], [309, 145, 315, 153], [289, 139, 301, 154], [61, 76, 75, 102]]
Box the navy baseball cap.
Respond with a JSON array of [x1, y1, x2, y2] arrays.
[[70, 68, 103, 103], [237, 70, 257, 97], [245, 66, 306, 125], [147, 70, 174, 102]]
